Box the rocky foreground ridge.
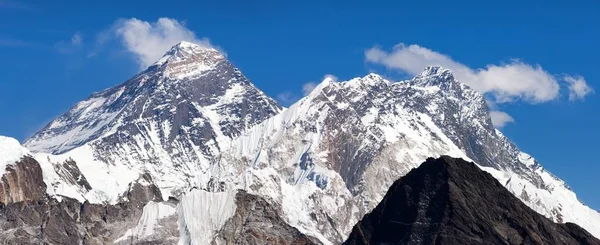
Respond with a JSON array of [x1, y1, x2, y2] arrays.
[[344, 156, 600, 245]]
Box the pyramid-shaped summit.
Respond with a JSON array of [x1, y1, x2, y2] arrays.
[[26, 41, 280, 153], [344, 156, 600, 245], [410, 65, 463, 91], [24, 41, 281, 203], [151, 41, 224, 74]]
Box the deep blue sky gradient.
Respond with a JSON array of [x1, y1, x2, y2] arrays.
[[1, 0, 599, 209]]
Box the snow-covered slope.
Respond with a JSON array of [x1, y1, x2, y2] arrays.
[[20, 41, 600, 244], [0, 136, 30, 176], [177, 189, 237, 245]]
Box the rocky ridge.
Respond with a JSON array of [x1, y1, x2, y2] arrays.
[[343, 156, 600, 245]]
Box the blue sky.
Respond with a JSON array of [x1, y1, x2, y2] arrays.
[[1, 0, 599, 209]]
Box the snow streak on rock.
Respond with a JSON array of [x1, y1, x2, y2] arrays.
[[115, 201, 177, 243]]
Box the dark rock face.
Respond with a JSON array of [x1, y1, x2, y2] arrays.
[[121, 172, 164, 205], [0, 156, 47, 204], [214, 191, 319, 245], [343, 156, 600, 245], [0, 171, 164, 244], [0, 198, 80, 244], [0, 197, 141, 244]]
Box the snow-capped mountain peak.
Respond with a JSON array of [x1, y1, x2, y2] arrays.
[[411, 65, 462, 91], [343, 73, 389, 88], [174, 40, 207, 49], [151, 41, 225, 80], [23, 42, 281, 203], [418, 65, 452, 77], [158, 41, 220, 62], [305, 76, 338, 100], [25, 41, 279, 154]]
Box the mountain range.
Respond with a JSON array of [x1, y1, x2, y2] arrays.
[[0, 41, 598, 244]]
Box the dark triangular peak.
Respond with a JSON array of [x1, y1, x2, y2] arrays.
[[343, 156, 600, 245]]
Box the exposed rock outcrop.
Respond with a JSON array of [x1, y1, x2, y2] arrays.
[[0, 196, 148, 244], [0, 165, 165, 244], [214, 190, 319, 245], [0, 156, 46, 204], [121, 173, 164, 205]]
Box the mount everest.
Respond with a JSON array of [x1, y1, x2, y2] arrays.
[[0, 41, 598, 244]]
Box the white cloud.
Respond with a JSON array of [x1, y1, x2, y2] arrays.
[[302, 82, 318, 96], [55, 32, 83, 54], [365, 43, 592, 103], [563, 75, 594, 101], [489, 111, 515, 128], [113, 17, 214, 68], [276, 91, 297, 106], [71, 32, 82, 45], [324, 74, 338, 82]]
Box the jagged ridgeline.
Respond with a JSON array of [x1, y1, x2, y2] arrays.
[[0, 41, 598, 244]]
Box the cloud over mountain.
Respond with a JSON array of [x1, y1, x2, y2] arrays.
[[114, 17, 214, 68], [365, 43, 592, 103]]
